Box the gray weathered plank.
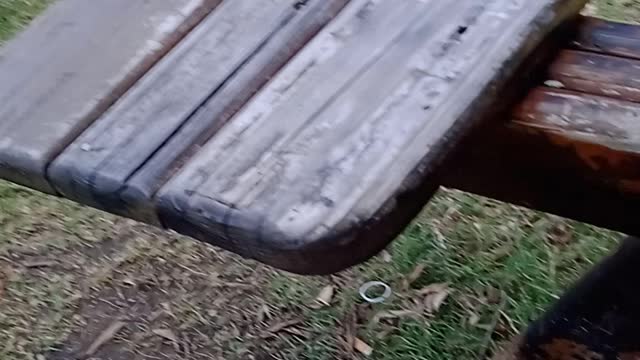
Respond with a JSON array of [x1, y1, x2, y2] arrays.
[[158, 0, 587, 274], [122, 0, 350, 223], [49, 0, 346, 223], [50, 0, 293, 208], [0, 0, 221, 192]]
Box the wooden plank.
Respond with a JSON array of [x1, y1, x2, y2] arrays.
[[442, 16, 640, 237], [0, 0, 221, 193], [158, 0, 587, 275], [548, 50, 640, 102], [443, 88, 640, 237], [49, 0, 347, 223], [49, 0, 295, 211], [114, 0, 347, 223], [574, 16, 640, 59], [514, 88, 640, 185]]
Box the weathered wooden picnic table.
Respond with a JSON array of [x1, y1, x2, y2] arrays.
[[0, 0, 636, 275]]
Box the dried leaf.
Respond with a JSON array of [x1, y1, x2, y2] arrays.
[[342, 306, 357, 351], [489, 243, 514, 261], [148, 309, 165, 323], [402, 264, 426, 290], [356, 303, 373, 322], [256, 304, 271, 324], [23, 260, 56, 268], [485, 286, 502, 305], [210, 281, 253, 289], [388, 309, 421, 318], [458, 294, 479, 310], [312, 285, 335, 308], [500, 310, 519, 334], [547, 222, 573, 247], [373, 309, 420, 324], [0, 273, 5, 300], [83, 320, 126, 357], [376, 327, 394, 340], [418, 283, 449, 296], [183, 337, 192, 359], [581, 3, 597, 16], [490, 335, 524, 360], [425, 292, 449, 314], [468, 312, 481, 326], [153, 328, 180, 352], [261, 319, 302, 338], [419, 283, 450, 314], [381, 250, 392, 263], [152, 328, 178, 342], [354, 337, 373, 356], [160, 302, 176, 319], [432, 227, 447, 249], [474, 323, 494, 331], [281, 326, 308, 338]]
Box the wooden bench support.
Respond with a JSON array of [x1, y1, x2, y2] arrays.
[[443, 18, 640, 237]]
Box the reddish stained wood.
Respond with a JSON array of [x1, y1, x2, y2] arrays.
[[442, 19, 640, 236], [511, 88, 640, 184], [442, 107, 640, 237], [548, 50, 640, 102]]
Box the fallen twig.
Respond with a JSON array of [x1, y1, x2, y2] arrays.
[[83, 320, 126, 358]]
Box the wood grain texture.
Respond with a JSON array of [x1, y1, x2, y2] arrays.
[[443, 15, 640, 238], [548, 50, 640, 102], [446, 88, 640, 237], [49, 0, 343, 223], [0, 0, 221, 192], [574, 16, 640, 60], [515, 89, 640, 156], [158, 0, 587, 274], [118, 0, 348, 223]]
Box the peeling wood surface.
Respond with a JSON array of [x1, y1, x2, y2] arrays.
[[0, 0, 221, 192], [158, 0, 586, 273]]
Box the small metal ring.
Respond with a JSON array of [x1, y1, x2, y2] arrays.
[[359, 281, 392, 304]]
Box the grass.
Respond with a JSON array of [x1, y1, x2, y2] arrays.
[[0, 1, 635, 359], [592, 0, 640, 22], [268, 191, 619, 359], [0, 0, 50, 42]]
